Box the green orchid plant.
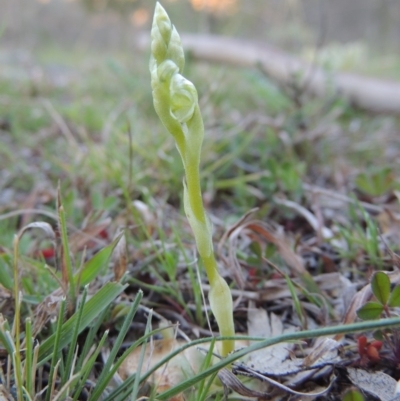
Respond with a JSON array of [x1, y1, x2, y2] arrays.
[[150, 2, 235, 356]]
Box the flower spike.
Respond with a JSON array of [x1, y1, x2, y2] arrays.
[[150, 2, 235, 356]]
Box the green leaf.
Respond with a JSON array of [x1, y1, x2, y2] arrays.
[[389, 285, 400, 307], [75, 233, 123, 286], [357, 302, 384, 320], [343, 389, 365, 401], [371, 272, 390, 305], [355, 168, 393, 197], [0, 321, 15, 356], [373, 330, 384, 341], [38, 282, 126, 364], [0, 254, 14, 290]]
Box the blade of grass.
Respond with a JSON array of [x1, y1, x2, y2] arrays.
[[75, 233, 123, 286], [0, 323, 14, 356], [52, 372, 81, 401], [128, 277, 173, 295], [58, 190, 76, 307], [24, 318, 34, 397], [50, 360, 61, 400], [285, 273, 307, 329], [32, 342, 39, 397], [199, 372, 218, 401], [196, 338, 216, 400], [72, 330, 109, 401], [38, 282, 126, 364], [21, 387, 33, 401], [74, 306, 110, 373], [62, 286, 88, 386], [45, 298, 66, 401], [130, 310, 153, 400], [89, 290, 143, 400], [12, 234, 23, 401]]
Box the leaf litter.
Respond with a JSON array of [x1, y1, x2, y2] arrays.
[[61, 192, 400, 400], [223, 306, 340, 398]]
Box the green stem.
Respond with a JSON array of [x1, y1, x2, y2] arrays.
[[201, 253, 218, 286], [185, 161, 205, 225], [184, 158, 220, 285]]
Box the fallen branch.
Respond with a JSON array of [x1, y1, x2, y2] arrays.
[[137, 33, 400, 115]]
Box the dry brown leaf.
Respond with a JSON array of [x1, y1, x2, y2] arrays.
[[223, 225, 248, 289], [132, 200, 156, 234], [285, 337, 341, 388], [232, 362, 336, 399], [377, 209, 400, 238], [217, 368, 270, 399], [273, 197, 333, 240], [218, 207, 259, 242], [68, 218, 111, 254], [217, 208, 259, 289], [0, 384, 14, 401], [119, 339, 209, 394], [17, 221, 56, 241], [32, 287, 64, 337], [387, 247, 400, 270], [112, 231, 127, 281], [233, 305, 341, 395], [246, 221, 307, 275], [259, 272, 349, 303], [303, 337, 341, 367], [218, 216, 307, 289], [246, 306, 298, 376], [347, 367, 397, 401], [120, 338, 249, 399]]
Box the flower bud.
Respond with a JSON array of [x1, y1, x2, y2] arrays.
[[166, 27, 185, 73], [157, 60, 179, 83], [155, 4, 172, 43], [151, 33, 167, 66], [170, 74, 197, 124], [151, 3, 171, 65]]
